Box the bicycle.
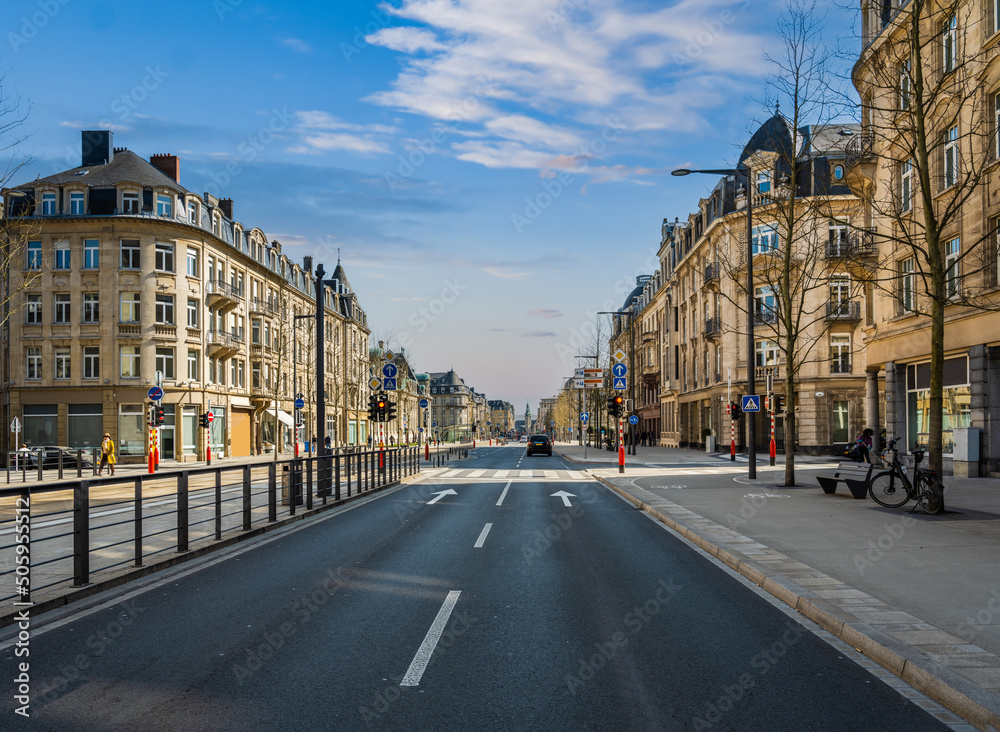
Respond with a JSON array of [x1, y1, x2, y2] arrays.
[[868, 438, 945, 514]]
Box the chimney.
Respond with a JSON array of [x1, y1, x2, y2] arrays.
[[218, 198, 233, 220], [81, 130, 114, 167], [149, 153, 180, 182]]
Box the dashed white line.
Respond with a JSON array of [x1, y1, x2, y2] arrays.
[[496, 480, 512, 506], [400, 590, 462, 687], [473, 523, 493, 548]]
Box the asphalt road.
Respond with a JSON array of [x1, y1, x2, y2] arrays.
[[1, 446, 949, 731]]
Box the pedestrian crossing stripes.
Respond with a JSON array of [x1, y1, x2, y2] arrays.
[[427, 468, 591, 482]]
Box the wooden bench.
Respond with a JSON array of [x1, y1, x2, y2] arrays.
[[816, 462, 874, 499]]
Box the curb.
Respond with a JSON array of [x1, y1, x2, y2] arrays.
[[590, 472, 1000, 731]]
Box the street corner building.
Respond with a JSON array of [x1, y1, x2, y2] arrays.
[[0, 130, 371, 463]]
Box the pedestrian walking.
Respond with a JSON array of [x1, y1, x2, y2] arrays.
[[855, 428, 874, 464], [100, 433, 116, 475]]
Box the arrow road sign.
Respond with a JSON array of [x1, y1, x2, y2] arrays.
[[551, 491, 576, 507], [613, 376, 627, 390], [382, 363, 398, 378], [147, 386, 164, 401], [611, 363, 628, 378], [427, 489, 458, 505], [383, 377, 397, 391], [741, 395, 761, 412]]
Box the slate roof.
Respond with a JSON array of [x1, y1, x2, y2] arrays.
[[16, 149, 187, 195]]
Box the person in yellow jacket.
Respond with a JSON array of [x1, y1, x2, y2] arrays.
[[100, 433, 116, 475]]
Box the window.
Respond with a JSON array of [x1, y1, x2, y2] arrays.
[[755, 339, 779, 367], [756, 170, 771, 194], [156, 194, 172, 217], [83, 347, 100, 379], [155, 294, 175, 325], [828, 220, 848, 255], [155, 240, 174, 272], [900, 257, 915, 312], [830, 334, 851, 374], [42, 192, 56, 215], [187, 298, 199, 328], [55, 241, 70, 270], [899, 60, 911, 111], [26, 348, 41, 380], [70, 192, 84, 215], [27, 240, 41, 269], [900, 160, 912, 212], [84, 239, 99, 268], [155, 347, 175, 380], [944, 126, 958, 188], [25, 294, 41, 324], [120, 292, 140, 322], [187, 350, 199, 381], [754, 285, 776, 322], [54, 293, 71, 323], [54, 350, 70, 379], [83, 293, 99, 323], [122, 192, 139, 214], [120, 346, 140, 378], [945, 237, 960, 297], [942, 15, 957, 74], [120, 239, 140, 269], [186, 247, 199, 277], [752, 225, 778, 255]]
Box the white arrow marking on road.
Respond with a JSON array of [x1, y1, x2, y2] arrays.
[[551, 491, 576, 507], [427, 489, 458, 504]]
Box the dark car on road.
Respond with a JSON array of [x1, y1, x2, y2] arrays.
[[526, 434, 552, 457]]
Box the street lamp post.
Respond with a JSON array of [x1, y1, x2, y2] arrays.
[[671, 167, 756, 479]]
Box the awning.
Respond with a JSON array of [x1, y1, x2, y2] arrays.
[[275, 409, 294, 427]]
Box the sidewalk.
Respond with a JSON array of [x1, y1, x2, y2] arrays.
[[556, 442, 1000, 730]]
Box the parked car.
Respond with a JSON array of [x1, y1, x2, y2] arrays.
[[24, 446, 96, 470], [526, 434, 552, 457]]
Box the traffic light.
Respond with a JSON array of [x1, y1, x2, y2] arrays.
[[773, 395, 785, 414], [386, 400, 398, 421]]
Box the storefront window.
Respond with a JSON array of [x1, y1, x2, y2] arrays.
[[119, 404, 145, 456], [906, 357, 971, 453]]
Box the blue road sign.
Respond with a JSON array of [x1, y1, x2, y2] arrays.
[[147, 386, 163, 401], [294, 397, 305, 410], [611, 363, 628, 378], [741, 395, 761, 412], [613, 376, 627, 390], [419, 398, 429, 408], [629, 415, 639, 425], [581, 412, 589, 423], [382, 363, 398, 378], [383, 377, 397, 391]]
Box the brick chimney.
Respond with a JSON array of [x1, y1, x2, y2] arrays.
[[149, 153, 180, 182], [219, 198, 234, 220]]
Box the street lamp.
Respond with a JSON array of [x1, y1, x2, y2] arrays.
[[671, 167, 756, 479]]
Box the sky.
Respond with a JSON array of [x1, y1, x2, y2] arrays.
[[1, 0, 857, 415]]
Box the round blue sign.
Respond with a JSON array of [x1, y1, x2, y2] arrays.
[[419, 398, 429, 408], [628, 415, 639, 425], [147, 386, 164, 401], [294, 398, 305, 409]]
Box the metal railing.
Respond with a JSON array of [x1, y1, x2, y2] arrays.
[[0, 447, 421, 606]]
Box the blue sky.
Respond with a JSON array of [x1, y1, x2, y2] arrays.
[[2, 0, 856, 414]]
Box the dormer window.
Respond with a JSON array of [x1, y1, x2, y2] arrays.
[[42, 192, 56, 215], [756, 171, 772, 194], [122, 192, 139, 214]]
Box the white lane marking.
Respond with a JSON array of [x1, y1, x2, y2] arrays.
[[496, 480, 512, 506], [473, 523, 493, 548], [427, 489, 458, 504], [400, 590, 462, 687], [466, 469, 486, 478]]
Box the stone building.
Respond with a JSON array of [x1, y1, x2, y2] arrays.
[[1, 131, 371, 461]]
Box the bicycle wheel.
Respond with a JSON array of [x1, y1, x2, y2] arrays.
[[869, 471, 910, 508], [916, 473, 945, 515]]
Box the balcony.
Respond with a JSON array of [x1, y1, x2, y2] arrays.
[[703, 318, 721, 339], [206, 329, 244, 357], [703, 262, 720, 286], [205, 279, 243, 311], [248, 297, 279, 317], [826, 300, 861, 321], [844, 133, 874, 170]]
